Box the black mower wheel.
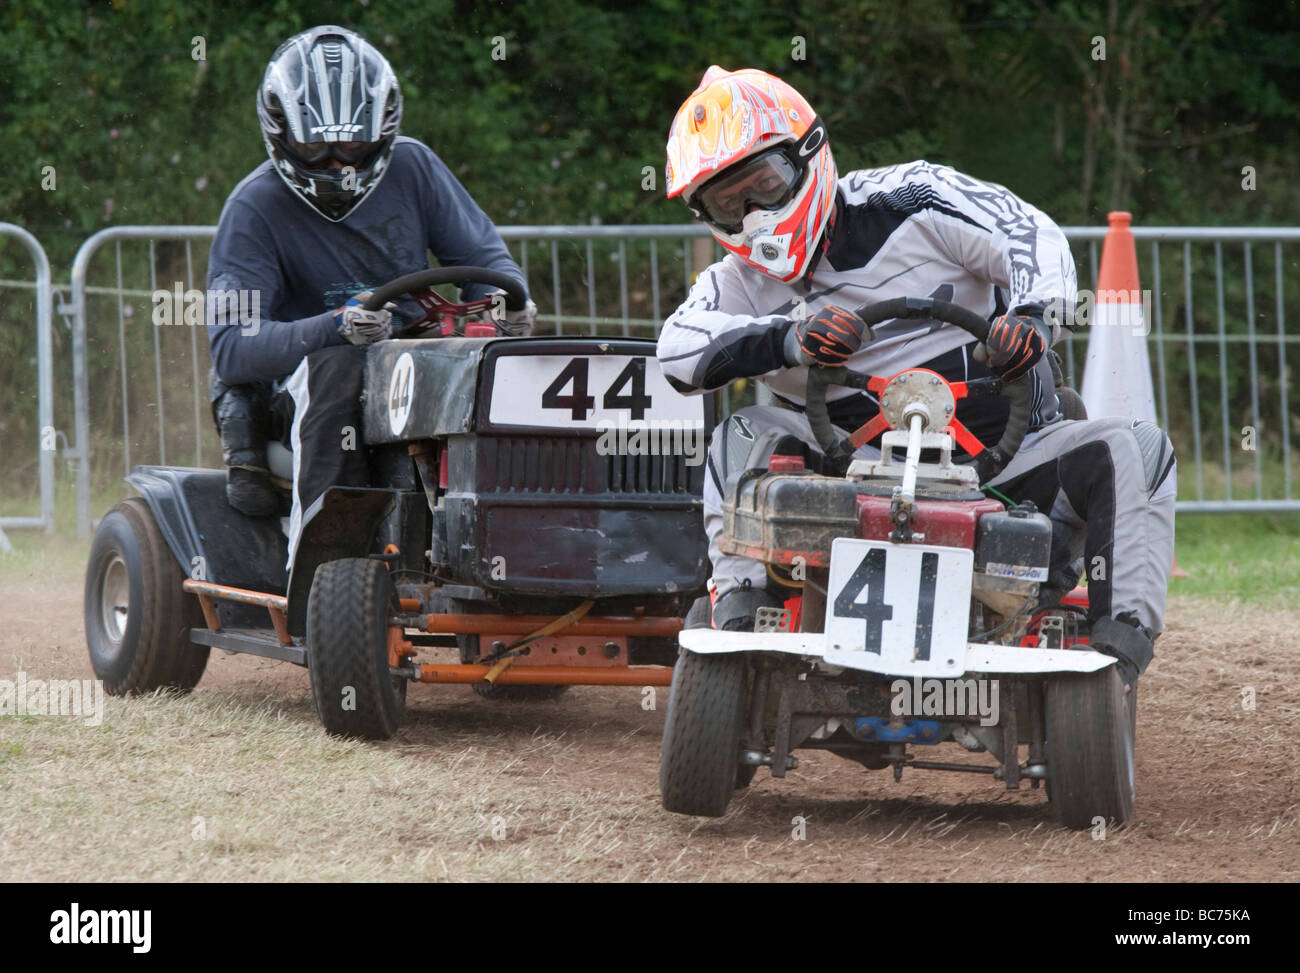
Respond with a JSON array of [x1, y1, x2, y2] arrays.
[[1044, 664, 1136, 829], [683, 595, 712, 631], [660, 649, 749, 817], [456, 634, 570, 701], [84, 498, 209, 695], [681, 595, 756, 789], [307, 558, 406, 739]]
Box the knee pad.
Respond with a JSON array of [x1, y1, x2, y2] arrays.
[[1129, 420, 1175, 497], [214, 385, 272, 471], [718, 412, 760, 482]]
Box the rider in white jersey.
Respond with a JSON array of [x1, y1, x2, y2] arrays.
[[657, 66, 1175, 692]]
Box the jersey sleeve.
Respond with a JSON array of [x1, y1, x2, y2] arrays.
[[920, 163, 1078, 343], [656, 257, 793, 394], [206, 197, 341, 386], [414, 146, 529, 302]]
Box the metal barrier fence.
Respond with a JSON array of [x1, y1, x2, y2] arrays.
[[0, 223, 55, 546], [51, 223, 1300, 536], [1060, 227, 1300, 514]]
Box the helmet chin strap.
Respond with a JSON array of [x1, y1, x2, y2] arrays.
[[801, 195, 841, 288]]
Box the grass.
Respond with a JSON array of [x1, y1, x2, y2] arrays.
[[0, 481, 123, 580], [1, 606, 1297, 883], [1168, 513, 1300, 604], [1, 488, 1297, 882]]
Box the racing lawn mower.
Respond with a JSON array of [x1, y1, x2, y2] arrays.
[[659, 297, 1135, 830], [85, 268, 710, 739]]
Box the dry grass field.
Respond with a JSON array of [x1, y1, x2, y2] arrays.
[[1, 534, 1296, 882]]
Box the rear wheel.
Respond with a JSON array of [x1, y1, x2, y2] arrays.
[[660, 649, 749, 817], [1044, 665, 1136, 829], [307, 558, 406, 739], [457, 634, 570, 701], [84, 498, 209, 695]]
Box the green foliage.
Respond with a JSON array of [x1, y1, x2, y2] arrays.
[[0, 0, 1296, 498], [4, 0, 1293, 256]]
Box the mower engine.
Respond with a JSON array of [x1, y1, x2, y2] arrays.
[[720, 370, 1053, 636]]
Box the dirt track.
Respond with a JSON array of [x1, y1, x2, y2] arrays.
[[1, 567, 1296, 882]]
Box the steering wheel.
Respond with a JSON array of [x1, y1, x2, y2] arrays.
[[804, 296, 1032, 483], [361, 266, 528, 336]]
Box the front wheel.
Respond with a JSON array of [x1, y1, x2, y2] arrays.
[[84, 498, 209, 695], [307, 558, 406, 739], [1044, 665, 1136, 829], [659, 649, 749, 817]]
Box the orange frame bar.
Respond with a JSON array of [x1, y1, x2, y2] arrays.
[[183, 579, 288, 610], [183, 579, 292, 645], [181, 581, 686, 657], [422, 614, 682, 637], [415, 664, 673, 686]]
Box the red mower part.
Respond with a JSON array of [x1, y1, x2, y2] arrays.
[[768, 453, 805, 472], [851, 367, 988, 457]]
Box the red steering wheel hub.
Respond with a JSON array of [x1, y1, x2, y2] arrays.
[[408, 288, 499, 335], [848, 367, 988, 457]]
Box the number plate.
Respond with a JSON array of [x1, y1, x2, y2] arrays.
[[488, 355, 704, 430], [824, 538, 973, 676]]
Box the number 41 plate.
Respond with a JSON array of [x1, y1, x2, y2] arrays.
[[824, 538, 973, 676]]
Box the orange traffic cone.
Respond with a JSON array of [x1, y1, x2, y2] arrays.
[[1085, 212, 1188, 578]]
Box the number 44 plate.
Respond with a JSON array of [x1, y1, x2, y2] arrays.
[[824, 538, 973, 677]]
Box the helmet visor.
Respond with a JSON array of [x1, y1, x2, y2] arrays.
[[284, 137, 381, 168], [693, 148, 802, 234]]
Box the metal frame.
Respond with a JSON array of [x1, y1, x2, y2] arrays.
[[182, 576, 676, 686], [0, 223, 55, 545], [67, 226, 217, 538], [53, 223, 1300, 536]]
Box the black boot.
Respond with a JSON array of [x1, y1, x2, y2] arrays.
[[226, 466, 279, 518], [712, 581, 783, 632], [1090, 613, 1155, 693]]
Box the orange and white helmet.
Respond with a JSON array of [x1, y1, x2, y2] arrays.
[[666, 66, 837, 282]]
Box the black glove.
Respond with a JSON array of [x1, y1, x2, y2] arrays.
[[784, 305, 868, 366], [979, 310, 1049, 381]]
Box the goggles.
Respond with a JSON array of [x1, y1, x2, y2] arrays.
[[284, 138, 380, 168], [690, 118, 826, 234]]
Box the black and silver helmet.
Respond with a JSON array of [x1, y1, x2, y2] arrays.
[[256, 25, 403, 221]]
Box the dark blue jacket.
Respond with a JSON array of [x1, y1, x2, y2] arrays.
[[206, 136, 525, 385]]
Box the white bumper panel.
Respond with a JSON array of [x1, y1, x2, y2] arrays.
[[678, 628, 1115, 676]]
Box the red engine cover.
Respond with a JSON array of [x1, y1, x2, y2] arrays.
[[857, 494, 1004, 548]]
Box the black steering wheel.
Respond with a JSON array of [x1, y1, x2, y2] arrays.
[[361, 266, 528, 335], [804, 297, 1032, 483]]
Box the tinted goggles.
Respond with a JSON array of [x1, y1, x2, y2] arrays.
[[285, 138, 379, 167], [690, 119, 826, 233]]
